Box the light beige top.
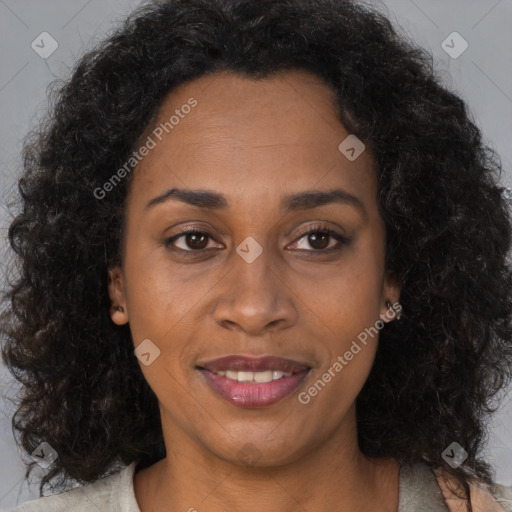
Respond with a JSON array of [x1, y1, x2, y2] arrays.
[[12, 461, 512, 512]]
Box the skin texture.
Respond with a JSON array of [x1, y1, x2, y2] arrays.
[[108, 69, 401, 512]]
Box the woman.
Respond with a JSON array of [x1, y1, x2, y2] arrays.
[[2, 0, 512, 511]]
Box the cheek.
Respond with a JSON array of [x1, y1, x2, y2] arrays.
[[122, 244, 223, 396], [317, 235, 385, 326], [121, 239, 196, 339], [302, 269, 383, 414]]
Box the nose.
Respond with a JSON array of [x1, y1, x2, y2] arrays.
[[211, 245, 298, 335]]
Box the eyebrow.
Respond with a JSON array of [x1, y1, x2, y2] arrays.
[[145, 187, 366, 217]]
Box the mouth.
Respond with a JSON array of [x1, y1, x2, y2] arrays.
[[196, 355, 312, 408]]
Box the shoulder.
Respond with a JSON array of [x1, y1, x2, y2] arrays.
[[490, 482, 512, 512], [11, 462, 140, 512], [434, 469, 512, 512], [398, 461, 512, 512]]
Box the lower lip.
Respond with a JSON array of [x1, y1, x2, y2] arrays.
[[198, 369, 310, 408]]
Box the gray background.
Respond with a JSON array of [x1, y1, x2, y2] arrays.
[[0, 0, 511, 509]]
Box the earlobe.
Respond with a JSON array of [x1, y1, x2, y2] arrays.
[[108, 267, 128, 325], [380, 271, 402, 322], [381, 299, 402, 322]]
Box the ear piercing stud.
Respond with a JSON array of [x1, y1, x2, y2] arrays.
[[385, 299, 402, 320]]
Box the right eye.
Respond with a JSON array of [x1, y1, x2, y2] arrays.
[[164, 228, 223, 254]]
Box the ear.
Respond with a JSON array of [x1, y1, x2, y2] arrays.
[[108, 266, 129, 325], [379, 270, 402, 322]]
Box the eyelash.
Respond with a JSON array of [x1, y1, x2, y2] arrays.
[[164, 223, 350, 257]]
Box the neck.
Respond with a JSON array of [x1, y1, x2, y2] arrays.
[[134, 406, 400, 512]]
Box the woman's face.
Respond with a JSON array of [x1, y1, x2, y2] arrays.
[[109, 69, 400, 466]]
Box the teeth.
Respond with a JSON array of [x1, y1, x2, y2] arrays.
[[237, 371, 254, 382], [215, 370, 292, 383], [254, 370, 273, 383]]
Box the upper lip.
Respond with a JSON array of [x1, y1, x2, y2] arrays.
[[197, 355, 311, 374]]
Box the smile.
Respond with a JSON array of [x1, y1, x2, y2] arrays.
[[196, 355, 312, 408]]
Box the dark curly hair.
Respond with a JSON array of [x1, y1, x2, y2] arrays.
[[2, 0, 512, 507]]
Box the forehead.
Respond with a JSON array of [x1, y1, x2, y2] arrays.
[[129, 69, 377, 211]]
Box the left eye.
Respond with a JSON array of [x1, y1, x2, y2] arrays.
[[289, 227, 348, 252]]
